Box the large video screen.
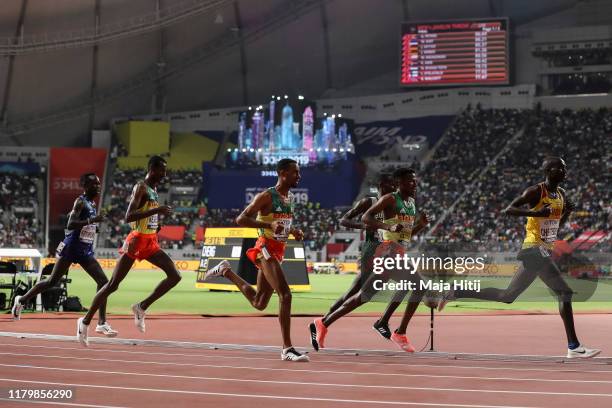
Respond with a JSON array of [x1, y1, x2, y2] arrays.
[[400, 18, 510, 87]]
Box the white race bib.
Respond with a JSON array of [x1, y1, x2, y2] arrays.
[[273, 219, 292, 242], [79, 224, 97, 244], [147, 214, 159, 230], [539, 219, 559, 243]]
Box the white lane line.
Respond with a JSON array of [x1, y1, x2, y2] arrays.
[[3, 363, 612, 398], [0, 378, 544, 408], [0, 399, 128, 408], [1, 342, 608, 375], [0, 352, 609, 384]]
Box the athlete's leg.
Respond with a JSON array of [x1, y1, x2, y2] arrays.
[[222, 261, 274, 310], [258, 257, 293, 348], [455, 263, 537, 303], [18, 257, 72, 305], [83, 254, 134, 325], [324, 271, 364, 318], [323, 268, 387, 327], [79, 258, 109, 324], [377, 289, 408, 325], [529, 255, 579, 345], [395, 286, 426, 334], [139, 250, 182, 310]]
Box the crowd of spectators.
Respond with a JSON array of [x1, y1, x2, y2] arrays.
[[426, 107, 611, 252], [0, 173, 43, 248]]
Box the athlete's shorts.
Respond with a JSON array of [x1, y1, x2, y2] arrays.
[[246, 236, 286, 267], [56, 239, 94, 265], [120, 231, 161, 261]]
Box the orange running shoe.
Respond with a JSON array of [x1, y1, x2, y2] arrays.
[[309, 318, 328, 351], [391, 331, 415, 353]]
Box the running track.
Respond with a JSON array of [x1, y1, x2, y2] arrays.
[[1, 313, 611, 407]]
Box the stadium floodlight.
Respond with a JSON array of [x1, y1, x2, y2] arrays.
[[331, 114, 336, 119], [248, 106, 252, 110], [325, 148, 329, 152], [234, 148, 238, 152], [276, 96, 281, 101], [309, 149, 314, 152], [249, 148, 255, 152], [317, 148, 321, 152], [284, 95, 288, 99], [298, 95, 304, 100], [340, 148, 345, 152], [338, 114, 342, 118], [242, 148, 247, 152], [257, 148, 262, 152], [347, 147, 351, 152], [332, 148, 337, 152], [323, 112, 327, 116], [227, 148, 231, 152]]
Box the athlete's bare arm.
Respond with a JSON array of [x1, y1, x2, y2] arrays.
[[67, 197, 104, 230], [411, 212, 430, 236], [362, 194, 402, 232], [503, 185, 551, 218], [236, 191, 284, 235], [125, 182, 171, 223], [340, 198, 373, 230]]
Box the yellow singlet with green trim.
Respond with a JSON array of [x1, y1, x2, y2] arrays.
[[382, 192, 416, 245], [522, 183, 564, 250], [130, 183, 159, 235], [256, 187, 293, 243]]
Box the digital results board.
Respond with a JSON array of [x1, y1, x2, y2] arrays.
[[196, 228, 310, 292], [400, 18, 510, 87]]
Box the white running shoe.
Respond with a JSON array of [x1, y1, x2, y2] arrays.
[[281, 347, 310, 362], [95, 323, 119, 338], [11, 295, 24, 320], [567, 345, 601, 359], [206, 260, 230, 279], [77, 317, 89, 347], [131, 303, 146, 333]]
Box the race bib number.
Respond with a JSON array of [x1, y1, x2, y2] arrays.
[[399, 221, 414, 241], [79, 224, 96, 244], [55, 241, 66, 258], [274, 219, 292, 242], [539, 219, 559, 243], [147, 214, 159, 230]]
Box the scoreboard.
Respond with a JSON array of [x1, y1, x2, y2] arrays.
[[400, 18, 510, 87], [196, 228, 310, 292]]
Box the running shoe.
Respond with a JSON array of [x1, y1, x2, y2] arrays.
[[390, 331, 415, 353], [206, 260, 230, 279], [95, 323, 119, 338], [567, 345, 601, 359], [309, 318, 328, 351], [372, 319, 392, 340], [281, 347, 310, 362], [11, 295, 23, 320], [131, 303, 146, 333], [76, 317, 89, 347]]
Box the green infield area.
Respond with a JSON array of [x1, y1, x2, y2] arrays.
[[13, 268, 611, 316]]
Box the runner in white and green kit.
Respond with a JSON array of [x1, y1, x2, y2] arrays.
[[310, 168, 429, 352]]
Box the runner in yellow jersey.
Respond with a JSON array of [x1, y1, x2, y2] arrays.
[[439, 157, 600, 358], [77, 156, 182, 345], [207, 158, 309, 362], [310, 168, 429, 352]]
